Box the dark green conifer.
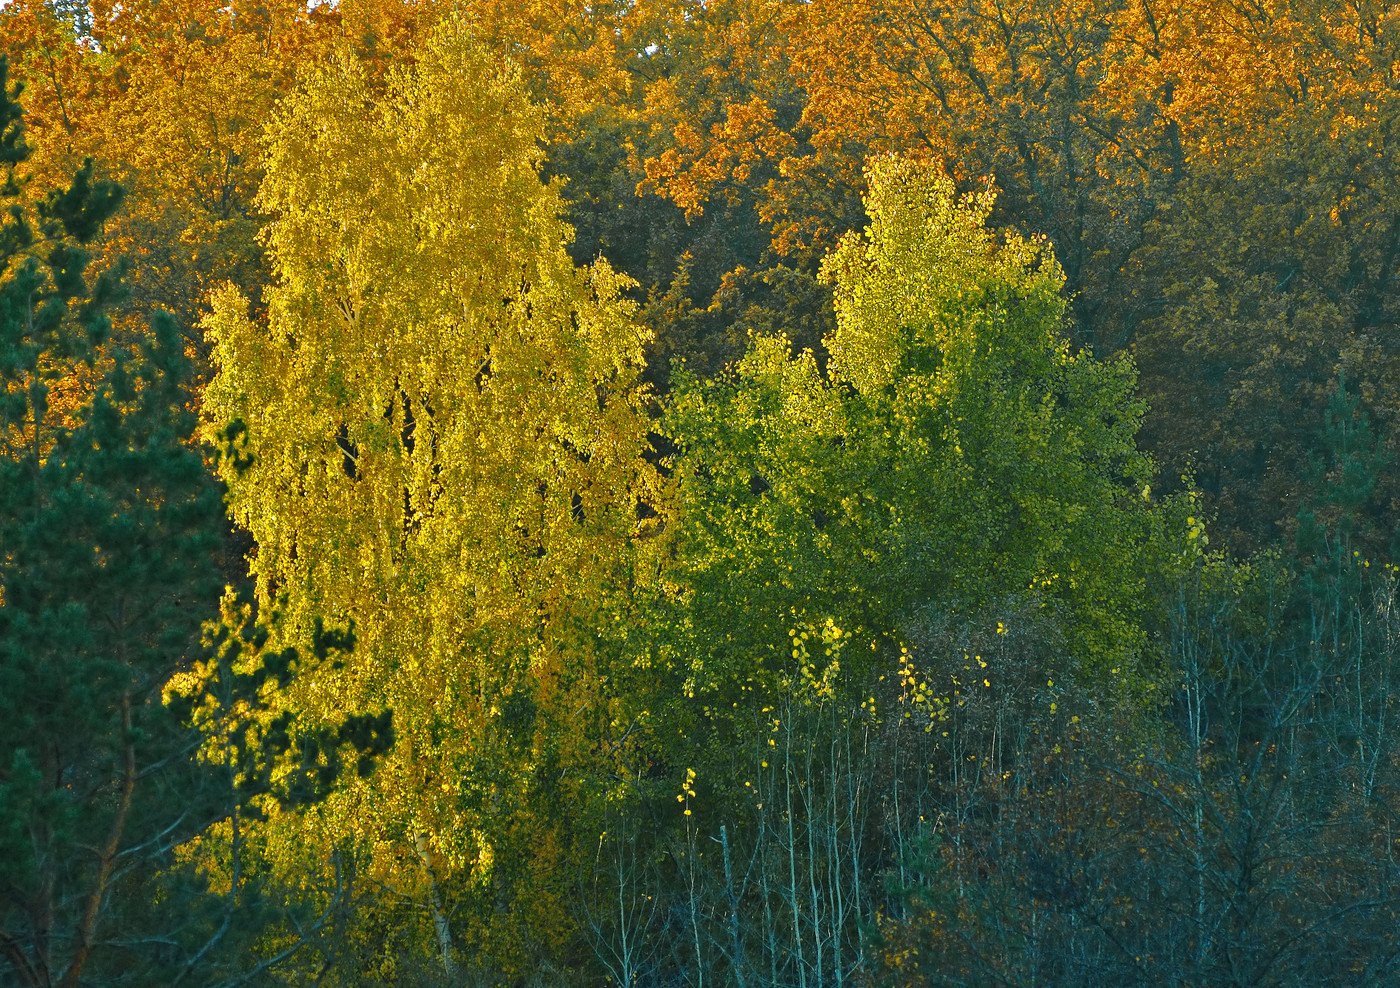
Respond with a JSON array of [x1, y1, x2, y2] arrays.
[[0, 56, 222, 987]]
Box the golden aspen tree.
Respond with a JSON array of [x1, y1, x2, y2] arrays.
[[198, 22, 656, 975]]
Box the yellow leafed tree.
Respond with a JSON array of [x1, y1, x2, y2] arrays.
[[199, 21, 656, 975]]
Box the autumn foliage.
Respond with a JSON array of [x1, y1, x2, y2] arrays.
[[0, 0, 1396, 983]]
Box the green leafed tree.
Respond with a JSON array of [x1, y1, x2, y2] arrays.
[[0, 57, 222, 987], [577, 156, 1180, 985], [650, 157, 1168, 799], [817, 157, 1161, 668], [198, 22, 658, 977]]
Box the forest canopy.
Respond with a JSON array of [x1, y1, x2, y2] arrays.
[[0, 1, 1396, 984]]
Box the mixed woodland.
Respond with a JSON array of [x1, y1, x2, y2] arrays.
[[1, 0, 1398, 983]]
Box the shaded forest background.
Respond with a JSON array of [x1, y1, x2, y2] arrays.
[[0, 0, 1397, 984]]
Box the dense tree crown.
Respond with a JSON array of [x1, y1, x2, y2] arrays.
[[195, 25, 657, 972], [0, 1, 1395, 983], [657, 158, 1161, 731]]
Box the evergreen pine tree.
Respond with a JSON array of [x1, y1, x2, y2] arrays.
[[0, 56, 222, 987]]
